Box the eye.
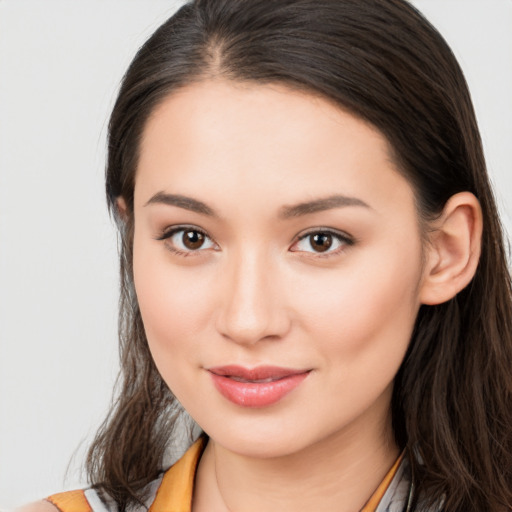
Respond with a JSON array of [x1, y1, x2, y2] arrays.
[[157, 226, 217, 255], [290, 229, 353, 256]]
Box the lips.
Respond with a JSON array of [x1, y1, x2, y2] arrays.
[[208, 365, 311, 408]]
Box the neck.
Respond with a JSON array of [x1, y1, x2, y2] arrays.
[[193, 407, 399, 512]]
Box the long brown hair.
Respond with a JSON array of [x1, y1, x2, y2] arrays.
[[86, 1, 512, 509]]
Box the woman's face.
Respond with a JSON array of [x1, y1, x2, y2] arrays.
[[132, 80, 427, 458]]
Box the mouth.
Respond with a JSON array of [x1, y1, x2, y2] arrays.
[[207, 365, 311, 408]]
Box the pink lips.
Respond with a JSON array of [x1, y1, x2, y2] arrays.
[[208, 365, 310, 408]]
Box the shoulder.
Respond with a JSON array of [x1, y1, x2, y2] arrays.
[[14, 501, 60, 512], [16, 489, 94, 512], [13, 439, 206, 512]]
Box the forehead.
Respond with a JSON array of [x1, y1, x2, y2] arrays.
[[135, 79, 415, 215]]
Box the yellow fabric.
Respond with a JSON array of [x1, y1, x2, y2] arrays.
[[361, 451, 405, 511], [45, 438, 401, 512], [149, 437, 206, 512], [46, 489, 92, 512]]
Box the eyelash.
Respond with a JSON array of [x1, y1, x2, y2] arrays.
[[156, 225, 216, 257], [292, 228, 355, 259], [156, 225, 354, 259]]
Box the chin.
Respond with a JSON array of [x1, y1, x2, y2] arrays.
[[199, 414, 336, 460], [216, 433, 307, 459]]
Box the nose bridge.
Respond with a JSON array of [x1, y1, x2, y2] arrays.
[[216, 245, 288, 345]]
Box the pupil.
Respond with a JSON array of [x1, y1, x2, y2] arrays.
[[183, 230, 204, 250], [311, 233, 332, 252]]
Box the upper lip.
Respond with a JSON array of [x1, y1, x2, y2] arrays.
[[207, 365, 310, 381]]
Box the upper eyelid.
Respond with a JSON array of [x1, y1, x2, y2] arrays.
[[156, 224, 212, 241], [156, 226, 218, 255], [295, 227, 354, 242], [289, 230, 354, 260]]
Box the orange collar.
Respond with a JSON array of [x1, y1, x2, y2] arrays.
[[48, 439, 403, 512], [149, 437, 206, 511], [150, 438, 403, 512], [361, 451, 405, 511]]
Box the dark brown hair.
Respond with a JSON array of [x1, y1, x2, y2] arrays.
[[87, 0, 512, 510]]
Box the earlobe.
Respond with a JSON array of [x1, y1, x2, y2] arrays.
[[419, 192, 483, 305]]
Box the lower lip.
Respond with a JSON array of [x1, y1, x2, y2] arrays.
[[209, 372, 310, 408]]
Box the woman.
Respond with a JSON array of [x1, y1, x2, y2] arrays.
[[21, 0, 512, 510]]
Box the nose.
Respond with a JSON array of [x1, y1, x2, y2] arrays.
[[215, 249, 291, 346]]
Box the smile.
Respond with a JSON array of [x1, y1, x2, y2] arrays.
[[207, 365, 311, 408]]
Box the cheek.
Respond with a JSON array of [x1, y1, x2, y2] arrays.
[[132, 240, 213, 368], [294, 240, 423, 368]]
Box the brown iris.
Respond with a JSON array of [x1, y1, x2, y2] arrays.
[[309, 233, 333, 252], [182, 230, 205, 250]]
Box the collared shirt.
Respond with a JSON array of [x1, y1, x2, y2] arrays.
[[47, 439, 415, 512]]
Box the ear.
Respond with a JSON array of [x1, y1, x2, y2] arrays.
[[115, 196, 129, 223], [419, 192, 483, 305]]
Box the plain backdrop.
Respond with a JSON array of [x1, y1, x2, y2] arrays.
[[0, 1, 511, 508]]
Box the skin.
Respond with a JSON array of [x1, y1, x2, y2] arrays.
[[21, 79, 483, 512], [132, 80, 427, 512]]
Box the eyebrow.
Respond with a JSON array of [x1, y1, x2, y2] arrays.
[[144, 192, 218, 217], [144, 191, 370, 218], [279, 195, 371, 218]]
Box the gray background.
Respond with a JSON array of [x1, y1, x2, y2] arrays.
[[0, 1, 511, 508]]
